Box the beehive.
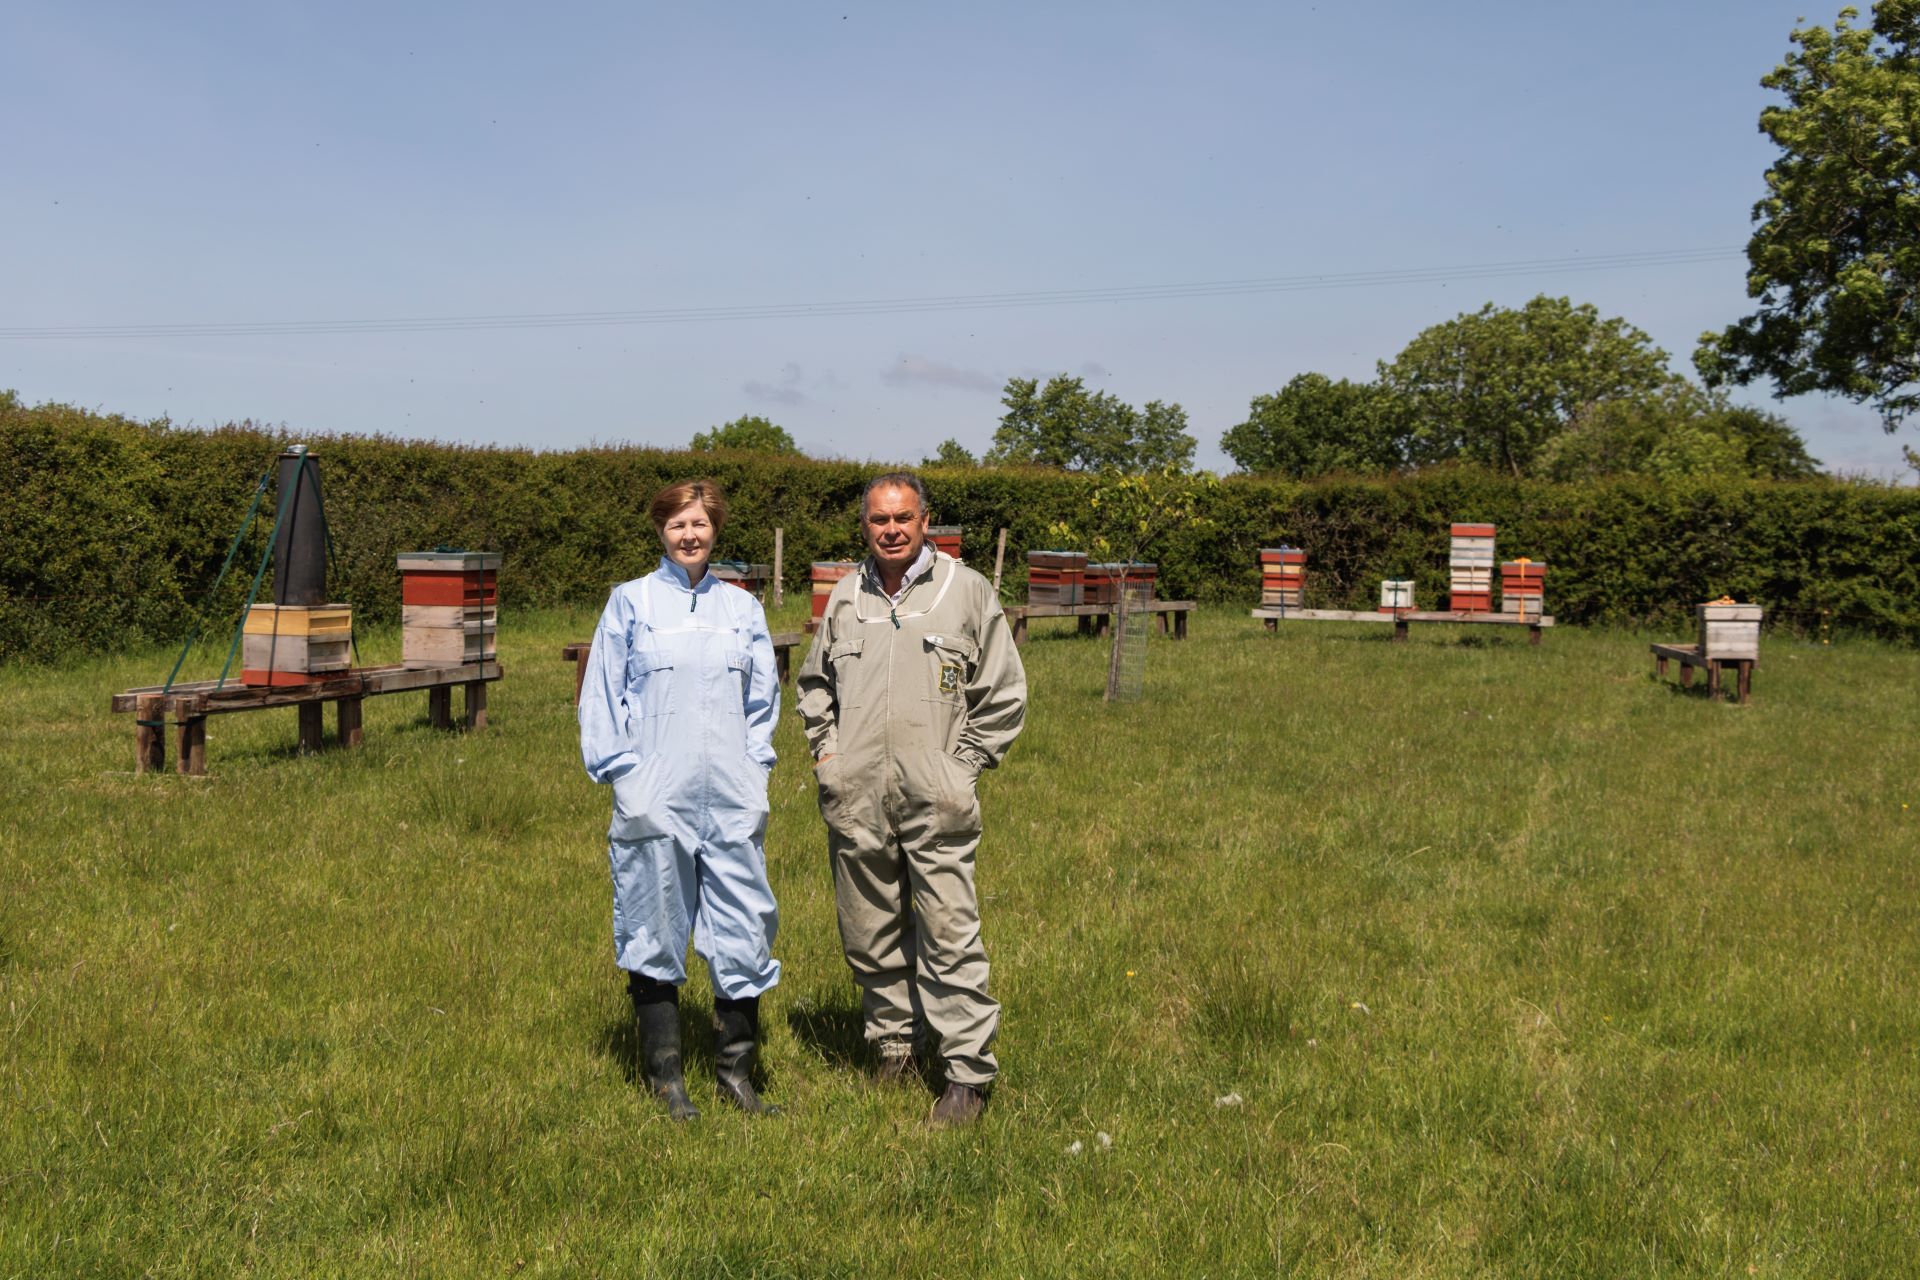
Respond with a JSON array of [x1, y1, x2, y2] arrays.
[[1260, 547, 1306, 608], [1121, 562, 1158, 602], [241, 603, 353, 686], [399, 552, 499, 669], [1083, 563, 1123, 608], [927, 526, 962, 558], [1026, 550, 1087, 606], [1499, 558, 1547, 616], [1380, 579, 1415, 611], [711, 560, 771, 597], [810, 561, 859, 619], [1449, 523, 1495, 612], [1696, 599, 1762, 660]]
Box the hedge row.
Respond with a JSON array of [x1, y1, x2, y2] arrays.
[[3, 401, 1917, 664]]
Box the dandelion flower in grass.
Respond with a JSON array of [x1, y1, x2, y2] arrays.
[[1126, 970, 1135, 978], [1350, 1001, 1371, 1015]]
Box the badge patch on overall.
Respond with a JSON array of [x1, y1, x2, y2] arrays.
[[938, 663, 962, 694]]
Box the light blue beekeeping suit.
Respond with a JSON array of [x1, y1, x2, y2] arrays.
[[578, 558, 782, 999]]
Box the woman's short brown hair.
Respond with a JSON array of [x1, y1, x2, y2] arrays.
[[649, 479, 728, 534]]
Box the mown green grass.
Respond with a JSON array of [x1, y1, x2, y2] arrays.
[[3, 604, 1917, 1277]]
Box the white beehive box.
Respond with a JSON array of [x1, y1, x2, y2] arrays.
[[1380, 579, 1415, 610], [1696, 601, 1761, 660]]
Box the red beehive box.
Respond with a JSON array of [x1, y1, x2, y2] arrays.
[[810, 561, 859, 619], [928, 526, 962, 558]]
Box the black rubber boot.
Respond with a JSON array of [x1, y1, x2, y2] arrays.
[[712, 996, 780, 1115], [628, 974, 698, 1121]]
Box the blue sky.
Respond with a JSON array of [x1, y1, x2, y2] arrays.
[[2, 1, 1910, 477]]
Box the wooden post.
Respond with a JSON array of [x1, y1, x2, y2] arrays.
[[175, 713, 207, 777], [338, 696, 364, 748], [1737, 661, 1753, 704], [1077, 615, 1095, 636], [992, 528, 1007, 596], [773, 528, 784, 608], [464, 680, 488, 730], [135, 694, 166, 774], [1707, 660, 1722, 700], [297, 702, 324, 753], [1656, 653, 1669, 677], [1264, 618, 1277, 634], [1529, 624, 1543, 647], [1175, 610, 1188, 640], [428, 686, 453, 729], [1393, 619, 1409, 643], [1680, 663, 1694, 688], [569, 641, 593, 706]]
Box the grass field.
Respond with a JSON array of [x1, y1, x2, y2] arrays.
[[3, 602, 1917, 1277]]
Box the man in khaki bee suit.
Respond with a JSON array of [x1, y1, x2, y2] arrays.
[[797, 471, 1027, 1126]]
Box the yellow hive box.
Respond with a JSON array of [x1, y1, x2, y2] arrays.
[[244, 604, 353, 637]]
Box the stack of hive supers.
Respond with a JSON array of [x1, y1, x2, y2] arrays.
[[711, 561, 771, 597], [1083, 563, 1122, 608], [1260, 546, 1306, 608], [1697, 598, 1762, 660], [1449, 523, 1496, 612], [810, 561, 859, 620], [399, 551, 498, 669], [927, 525, 962, 558], [1499, 558, 1547, 616], [241, 604, 352, 686], [1026, 550, 1086, 606], [1121, 562, 1158, 603]]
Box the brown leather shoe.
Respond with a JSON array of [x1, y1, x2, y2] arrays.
[[874, 1039, 917, 1085], [929, 1082, 986, 1127]]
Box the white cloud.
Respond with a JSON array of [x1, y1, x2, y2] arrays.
[[881, 354, 999, 394]]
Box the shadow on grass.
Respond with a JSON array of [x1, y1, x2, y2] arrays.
[[785, 993, 867, 1072]]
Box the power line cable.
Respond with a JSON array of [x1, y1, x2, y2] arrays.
[[0, 247, 1747, 341]]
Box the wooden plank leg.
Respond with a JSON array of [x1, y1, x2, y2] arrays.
[[1175, 611, 1188, 640], [1707, 660, 1722, 700], [1680, 663, 1694, 688], [1529, 624, 1543, 647], [1077, 614, 1094, 636], [573, 645, 592, 705], [1393, 619, 1409, 643], [464, 680, 488, 730], [297, 701, 324, 753], [135, 694, 166, 774], [175, 715, 207, 776], [1656, 654, 1668, 677], [428, 686, 453, 729], [1156, 611, 1169, 636], [1264, 618, 1277, 634], [338, 696, 364, 748], [1096, 613, 1111, 638], [1010, 613, 1027, 646], [1737, 661, 1752, 704]]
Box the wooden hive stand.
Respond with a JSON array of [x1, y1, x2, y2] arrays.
[[1650, 599, 1761, 704], [112, 661, 502, 776]]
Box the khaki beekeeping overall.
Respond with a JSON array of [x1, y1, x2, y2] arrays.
[[796, 551, 1027, 1087]]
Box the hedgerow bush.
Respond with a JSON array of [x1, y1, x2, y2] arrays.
[[3, 397, 1915, 663]]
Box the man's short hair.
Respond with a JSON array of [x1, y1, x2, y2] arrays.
[[862, 470, 929, 516]]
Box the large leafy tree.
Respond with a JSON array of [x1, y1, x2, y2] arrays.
[[985, 375, 1196, 472], [1219, 373, 1412, 476], [1533, 387, 1823, 481], [688, 414, 800, 455], [1378, 295, 1681, 476], [1697, 2, 1920, 430]]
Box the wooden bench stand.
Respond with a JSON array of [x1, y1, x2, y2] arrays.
[[1650, 643, 1754, 704], [1252, 607, 1552, 644], [113, 661, 502, 776], [561, 633, 803, 704], [1006, 601, 1195, 645]]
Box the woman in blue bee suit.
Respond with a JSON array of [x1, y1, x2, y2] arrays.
[[578, 478, 782, 1120]]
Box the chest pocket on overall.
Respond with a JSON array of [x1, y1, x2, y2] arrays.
[[826, 637, 865, 709], [922, 633, 978, 743], [723, 643, 752, 711]]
